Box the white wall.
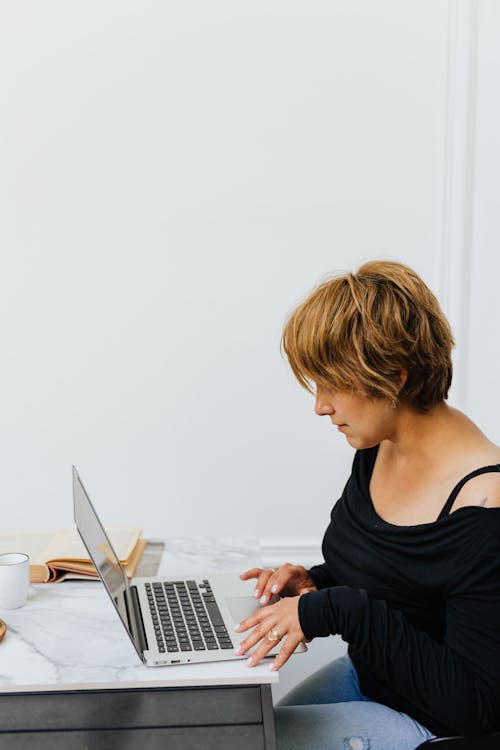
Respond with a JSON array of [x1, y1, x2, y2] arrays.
[[0, 0, 496, 570], [466, 0, 500, 441]]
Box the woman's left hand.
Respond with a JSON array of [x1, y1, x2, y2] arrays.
[[234, 595, 307, 671]]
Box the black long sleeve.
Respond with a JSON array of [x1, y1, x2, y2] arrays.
[[298, 447, 500, 737], [307, 562, 337, 590]]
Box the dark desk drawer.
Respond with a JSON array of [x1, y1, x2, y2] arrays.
[[0, 684, 276, 750], [0, 724, 266, 750], [0, 685, 261, 730]]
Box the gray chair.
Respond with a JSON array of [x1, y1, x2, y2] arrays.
[[417, 731, 500, 749]]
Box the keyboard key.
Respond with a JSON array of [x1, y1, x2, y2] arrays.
[[204, 600, 225, 628]]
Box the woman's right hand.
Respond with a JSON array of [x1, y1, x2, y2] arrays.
[[240, 563, 317, 606]]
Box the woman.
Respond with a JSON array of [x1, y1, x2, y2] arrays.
[[235, 261, 500, 750]]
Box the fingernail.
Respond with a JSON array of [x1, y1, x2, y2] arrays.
[[260, 595, 268, 604], [271, 585, 278, 593], [253, 589, 260, 598], [246, 657, 253, 666], [234, 647, 242, 655], [269, 663, 277, 672], [234, 623, 241, 632]]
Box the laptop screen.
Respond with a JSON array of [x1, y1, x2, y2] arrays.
[[72, 466, 133, 639]]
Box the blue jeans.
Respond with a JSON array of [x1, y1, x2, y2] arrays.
[[274, 655, 436, 750]]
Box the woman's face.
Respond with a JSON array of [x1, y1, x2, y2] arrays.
[[314, 383, 398, 449]]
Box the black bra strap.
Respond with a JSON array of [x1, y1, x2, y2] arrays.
[[437, 465, 500, 520]]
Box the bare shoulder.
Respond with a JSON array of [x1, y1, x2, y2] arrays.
[[450, 439, 500, 511], [457, 473, 500, 509], [441, 409, 500, 510]]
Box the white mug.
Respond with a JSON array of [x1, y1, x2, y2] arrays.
[[0, 552, 30, 609]]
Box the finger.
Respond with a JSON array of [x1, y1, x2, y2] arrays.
[[235, 618, 275, 656], [240, 618, 286, 664], [234, 604, 273, 635], [269, 635, 301, 671], [239, 568, 272, 599], [257, 568, 284, 604], [245, 635, 279, 666], [242, 597, 304, 664], [239, 568, 263, 581], [253, 569, 275, 601], [260, 563, 303, 603]]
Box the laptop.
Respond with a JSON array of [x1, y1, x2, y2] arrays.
[[73, 466, 306, 667]]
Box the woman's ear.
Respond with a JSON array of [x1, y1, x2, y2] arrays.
[[398, 369, 408, 392]]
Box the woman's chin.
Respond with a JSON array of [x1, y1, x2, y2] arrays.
[[344, 434, 379, 450]]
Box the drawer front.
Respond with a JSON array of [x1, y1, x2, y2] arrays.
[[0, 725, 266, 750], [0, 686, 262, 731]]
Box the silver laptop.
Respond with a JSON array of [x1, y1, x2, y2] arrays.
[[73, 466, 306, 667]]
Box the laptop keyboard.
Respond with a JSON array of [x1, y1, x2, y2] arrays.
[[145, 579, 234, 654]]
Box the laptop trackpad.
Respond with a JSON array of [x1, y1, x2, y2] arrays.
[[225, 596, 261, 624]]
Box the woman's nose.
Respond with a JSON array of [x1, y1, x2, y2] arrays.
[[314, 391, 334, 416]]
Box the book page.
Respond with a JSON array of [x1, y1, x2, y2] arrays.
[[44, 527, 141, 563], [0, 530, 60, 564], [0, 527, 142, 565], [48, 538, 148, 581]]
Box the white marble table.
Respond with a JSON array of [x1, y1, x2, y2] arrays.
[[0, 537, 279, 692]]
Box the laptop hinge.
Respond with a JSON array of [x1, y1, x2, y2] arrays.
[[128, 585, 148, 654]]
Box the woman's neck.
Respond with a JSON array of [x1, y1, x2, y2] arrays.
[[382, 403, 482, 467]]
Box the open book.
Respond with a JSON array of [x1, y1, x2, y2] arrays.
[[0, 527, 146, 583]]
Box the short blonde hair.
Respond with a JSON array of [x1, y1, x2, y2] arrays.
[[282, 260, 454, 412]]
